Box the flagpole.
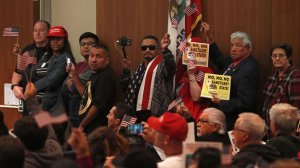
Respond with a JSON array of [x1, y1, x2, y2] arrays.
[[117, 115, 126, 134], [16, 36, 19, 45]]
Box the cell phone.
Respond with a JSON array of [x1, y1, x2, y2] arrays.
[[67, 57, 72, 67], [126, 123, 143, 135]]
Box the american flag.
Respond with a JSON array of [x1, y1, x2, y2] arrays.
[[178, 38, 187, 51], [183, 3, 198, 16], [171, 14, 179, 28], [120, 114, 137, 128], [17, 51, 37, 71], [195, 71, 205, 82], [3, 27, 19, 36]]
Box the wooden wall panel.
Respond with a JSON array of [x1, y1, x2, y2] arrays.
[[0, 0, 38, 128], [96, 0, 169, 100], [272, 0, 300, 69], [203, 0, 272, 83]]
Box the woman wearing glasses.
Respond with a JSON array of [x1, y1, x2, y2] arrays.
[[262, 42, 300, 138]]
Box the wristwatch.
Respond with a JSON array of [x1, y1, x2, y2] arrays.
[[11, 84, 18, 90]]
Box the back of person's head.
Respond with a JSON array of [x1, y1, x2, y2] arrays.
[[270, 159, 300, 168], [123, 148, 157, 168], [203, 108, 227, 134], [231, 31, 252, 51], [0, 111, 8, 136], [13, 116, 48, 150], [269, 103, 298, 134], [113, 102, 133, 121], [237, 113, 266, 141], [88, 127, 129, 166], [147, 112, 188, 142], [79, 32, 99, 44], [0, 135, 24, 168], [192, 147, 221, 168], [50, 157, 79, 168]]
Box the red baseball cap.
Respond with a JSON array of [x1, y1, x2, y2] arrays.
[[48, 26, 68, 38], [147, 112, 188, 141]]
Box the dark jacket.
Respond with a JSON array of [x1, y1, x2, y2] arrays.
[[209, 43, 260, 130], [232, 144, 280, 168], [267, 133, 300, 158]]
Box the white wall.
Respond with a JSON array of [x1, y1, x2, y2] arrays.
[[50, 0, 96, 62]]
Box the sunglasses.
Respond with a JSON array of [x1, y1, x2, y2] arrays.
[[141, 45, 156, 51]]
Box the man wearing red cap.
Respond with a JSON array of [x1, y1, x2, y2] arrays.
[[147, 112, 188, 168]]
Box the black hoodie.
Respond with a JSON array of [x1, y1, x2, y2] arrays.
[[232, 144, 280, 168]]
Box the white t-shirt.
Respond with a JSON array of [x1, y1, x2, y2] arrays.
[[157, 155, 182, 168]]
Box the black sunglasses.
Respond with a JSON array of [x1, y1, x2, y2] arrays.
[[141, 45, 156, 51]]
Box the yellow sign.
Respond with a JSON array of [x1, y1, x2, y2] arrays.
[[182, 42, 209, 67], [200, 73, 231, 100]]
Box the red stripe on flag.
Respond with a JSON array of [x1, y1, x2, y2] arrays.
[[141, 55, 163, 110]]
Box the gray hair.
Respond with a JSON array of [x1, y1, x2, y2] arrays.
[[203, 108, 226, 134], [231, 31, 252, 51], [269, 103, 298, 134], [237, 113, 266, 141]]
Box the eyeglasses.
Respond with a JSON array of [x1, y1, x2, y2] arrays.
[[80, 41, 96, 47], [233, 127, 248, 133], [141, 45, 156, 51], [198, 118, 210, 124], [271, 54, 286, 59]]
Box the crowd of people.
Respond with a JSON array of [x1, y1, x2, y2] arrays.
[[1, 20, 299, 168]]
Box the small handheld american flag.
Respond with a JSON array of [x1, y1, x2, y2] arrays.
[[117, 114, 137, 133], [3, 27, 19, 36]]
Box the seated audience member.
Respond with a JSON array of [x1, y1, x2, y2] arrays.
[[67, 128, 93, 168], [147, 112, 188, 168], [270, 159, 300, 168], [88, 127, 129, 167], [104, 148, 158, 168], [232, 113, 280, 168], [13, 116, 63, 168], [50, 157, 79, 168], [0, 135, 25, 168], [189, 147, 221, 168], [267, 103, 300, 158], [196, 107, 230, 146], [0, 110, 8, 136], [106, 102, 134, 133]]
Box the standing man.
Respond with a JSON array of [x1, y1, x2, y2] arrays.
[[121, 34, 176, 122], [63, 32, 99, 126], [201, 22, 260, 130], [11, 20, 50, 115], [75, 44, 116, 134]]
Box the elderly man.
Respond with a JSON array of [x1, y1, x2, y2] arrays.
[[196, 108, 230, 146], [232, 113, 279, 167], [121, 34, 176, 122], [146, 112, 188, 168], [267, 103, 300, 158], [201, 22, 260, 130]]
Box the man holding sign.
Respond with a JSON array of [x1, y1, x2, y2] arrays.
[[201, 22, 259, 130]]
